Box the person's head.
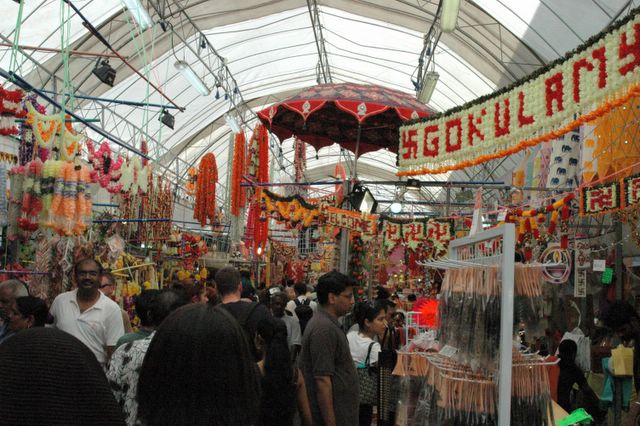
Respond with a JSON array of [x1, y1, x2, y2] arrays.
[[380, 299, 397, 324], [135, 290, 160, 327], [255, 317, 295, 424], [99, 272, 117, 298], [0, 280, 28, 319], [241, 281, 256, 300], [215, 266, 242, 297], [256, 316, 290, 362], [270, 292, 288, 318], [74, 258, 103, 296], [353, 300, 388, 340], [149, 288, 189, 326], [9, 296, 48, 332], [600, 300, 640, 341], [294, 283, 308, 297], [376, 286, 390, 300], [0, 328, 124, 424], [316, 270, 355, 316], [558, 339, 578, 363], [392, 311, 406, 327], [407, 294, 417, 303], [205, 282, 219, 305], [137, 305, 260, 426]]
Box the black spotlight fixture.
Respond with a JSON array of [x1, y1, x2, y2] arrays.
[[406, 178, 422, 191], [159, 109, 175, 130], [92, 59, 116, 87], [348, 184, 378, 214]]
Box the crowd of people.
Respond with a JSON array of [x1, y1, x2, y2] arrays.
[[0, 260, 404, 426]]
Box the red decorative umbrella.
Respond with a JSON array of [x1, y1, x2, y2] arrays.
[[257, 83, 433, 157]]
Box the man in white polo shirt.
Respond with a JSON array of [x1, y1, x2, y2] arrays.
[[50, 258, 124, 366]]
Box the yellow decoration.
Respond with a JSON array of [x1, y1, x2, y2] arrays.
[[594, 97, 640, 181]]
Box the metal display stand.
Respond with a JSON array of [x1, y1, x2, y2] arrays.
[[447, 224, 516, 426]]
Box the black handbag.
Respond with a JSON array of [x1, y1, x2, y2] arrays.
[[357, 342, 378, 406]]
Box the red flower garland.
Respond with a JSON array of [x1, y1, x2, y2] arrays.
[[231, 132, 246, 217], [193, 153, 218, 226]]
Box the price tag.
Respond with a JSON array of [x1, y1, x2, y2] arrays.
[[439, 345, 458, 358], [602, 267, 614, 285], [593, 259, 606, 272], [497, 211, 507, 222]]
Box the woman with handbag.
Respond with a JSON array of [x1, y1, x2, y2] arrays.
[[347, 300, 388, 426]]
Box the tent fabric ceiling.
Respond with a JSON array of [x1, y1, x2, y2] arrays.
[[0, 0, 637, 213]]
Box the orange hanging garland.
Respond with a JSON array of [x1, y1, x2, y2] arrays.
[[193, 153, 218, 226], [231, 132, 247, 216]]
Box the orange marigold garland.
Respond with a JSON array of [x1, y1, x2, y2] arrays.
[[193, 153, 218, 226], [231, 132, 247, 217]]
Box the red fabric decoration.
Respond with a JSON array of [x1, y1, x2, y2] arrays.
[[193, 153, 218, 226], [412, 298, 439, 328]]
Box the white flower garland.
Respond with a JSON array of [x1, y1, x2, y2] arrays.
[[399, 11, 640, 176]]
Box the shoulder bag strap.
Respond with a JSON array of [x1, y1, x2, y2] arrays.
[[364, 342, 375, 367]]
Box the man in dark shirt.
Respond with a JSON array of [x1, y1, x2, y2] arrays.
[[216, 266, 271, 359], [557, 339, 600, 415], [300, 270, 359, 426]]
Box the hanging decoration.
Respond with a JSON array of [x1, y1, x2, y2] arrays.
[[539, 244, 572, 284], [194, 153, 218, 227], [231, 132, 247, 216], [0, 161, 8, 227], [592, 96, 640, 180], [19, 95, 47, 165], [185, 167, 197, 196], [45, 160, 93, 236], [270, 239, 298, 258], [17, 158, 43, 232], [261, 190, 319, 229], [382, 218, 453, 254], [334, 163, 347, 205], [321, 206, 378, 238], [7, 164, 25, 240], [0, 86, 25, 136], [545, 128, 580, 189], [118, 156, 149, 195], [398, 7, 640, 176], [580, 181, 621, 216], [293, 137, 306, 182], [178, 233, 208, 269], [247, 125, 270, 255], [25, 103, 83, 160], [86, 140, 124, 193], [138, 174, 174, 242], [349, 235, 366, 283], [499, 193, 575, 252]]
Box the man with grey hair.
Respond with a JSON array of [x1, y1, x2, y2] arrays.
[[0, 279, 29, 343]]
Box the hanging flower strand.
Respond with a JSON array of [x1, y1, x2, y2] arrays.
[[193, 153, 218, 226]]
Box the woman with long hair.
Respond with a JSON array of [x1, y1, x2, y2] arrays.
[[347, 300, 388, 426], [137, 304, 261, 426], [256, 317, 312, 426]]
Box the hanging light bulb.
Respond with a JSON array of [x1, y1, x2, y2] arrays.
[[390, 202, 402, 214]]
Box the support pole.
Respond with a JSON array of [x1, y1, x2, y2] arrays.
[[338, 181, 351, 274], [353, 124, 362, 178], [615, 221, 623, 301]]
